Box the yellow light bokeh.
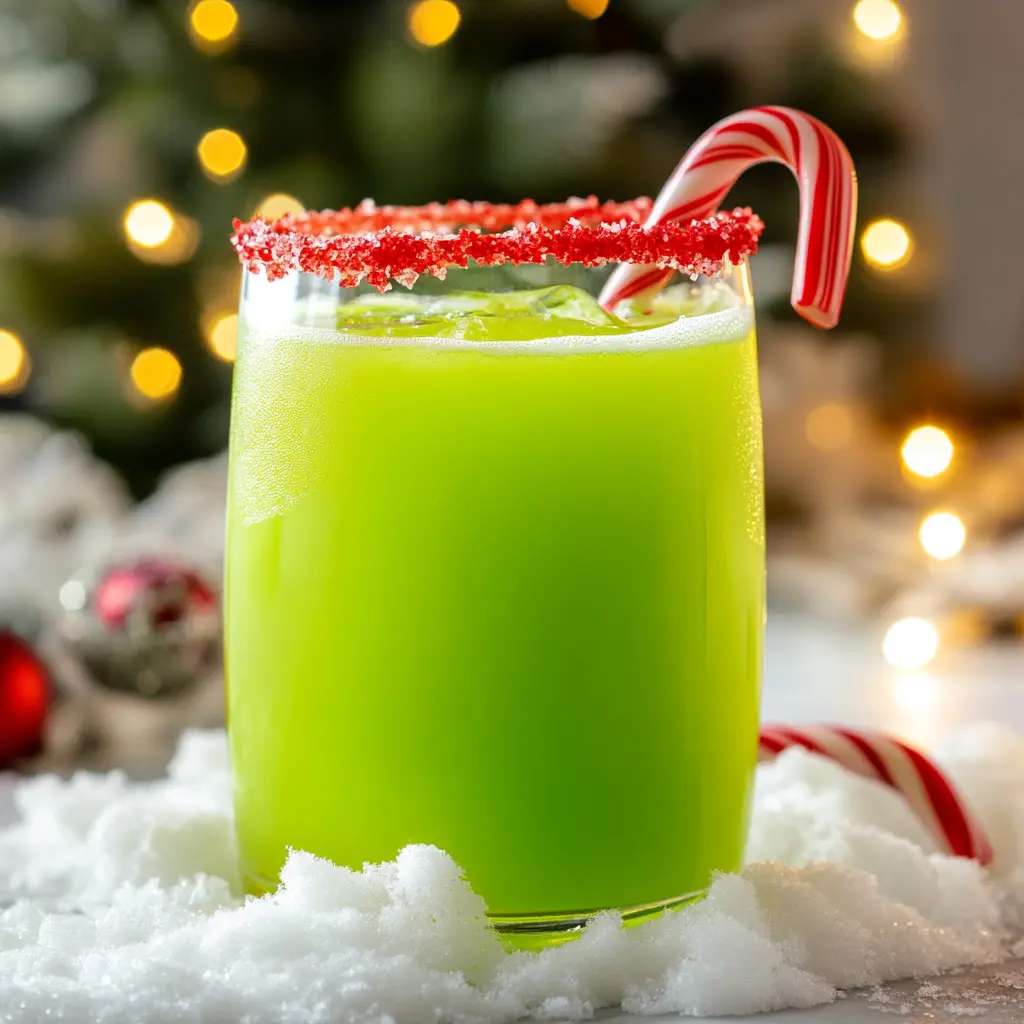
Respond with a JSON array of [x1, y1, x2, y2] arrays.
[[126, 214, 201, 266], [805, 402, 855, 451], [197, 128, 247, 182], [861, 217, 912, 269], [901, 425, 954, 479], [946, 609, 986, 647], [852, 0, 903, 41], [188, 0, 239, 50], [407, 0, 461, 47], [254, 193, 305, 220], [130, 347, 183, 402], [0, 329, 29, 394], [919, 511, 966, 560], [567, 0, 610, 17], [123, 200, 175, 249], [206, 312, 239, 362], [883, 617, 939, 671]]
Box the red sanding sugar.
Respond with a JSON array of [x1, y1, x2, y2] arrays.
[[230, 197, 764, 291]]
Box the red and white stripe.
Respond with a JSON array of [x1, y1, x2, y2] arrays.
[[759, 724, 993, 865], [599, 106, 858, 329]]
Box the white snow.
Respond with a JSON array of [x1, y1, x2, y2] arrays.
[[1, 724, 1022, 1021]]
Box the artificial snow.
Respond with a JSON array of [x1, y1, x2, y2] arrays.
[[1, 726, 1023, 1022]]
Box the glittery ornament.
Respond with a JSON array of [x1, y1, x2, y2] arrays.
[[60, 558, 221, 700]]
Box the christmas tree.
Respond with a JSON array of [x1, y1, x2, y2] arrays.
[[0, 0, 914, 494]]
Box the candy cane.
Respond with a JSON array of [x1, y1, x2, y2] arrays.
[[599, 106, 857, 329], [759, 725, 993, 865]]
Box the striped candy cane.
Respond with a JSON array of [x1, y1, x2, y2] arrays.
[[599, 106, 858, 329], [759, 725, 993, 865]]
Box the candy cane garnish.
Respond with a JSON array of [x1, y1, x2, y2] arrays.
[[599, 106, 858, 330], [759, 725, 993, 865]]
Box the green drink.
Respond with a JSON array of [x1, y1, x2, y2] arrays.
[[226, 272, 764, 938]]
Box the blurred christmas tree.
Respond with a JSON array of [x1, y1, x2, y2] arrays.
[[0, 0, 915, 494]]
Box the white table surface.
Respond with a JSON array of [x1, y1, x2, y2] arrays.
[[762, 612, 1024, 748], [602, 962, 1024, 1022], [2, 612, 1023, 1021]]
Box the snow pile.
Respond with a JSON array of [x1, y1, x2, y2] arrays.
[[1, 725, 1022, 1021]]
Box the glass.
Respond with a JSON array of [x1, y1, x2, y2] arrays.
[[225, 260, 765, 943]]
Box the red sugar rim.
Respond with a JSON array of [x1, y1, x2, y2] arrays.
[[230, 197, 764, 294]]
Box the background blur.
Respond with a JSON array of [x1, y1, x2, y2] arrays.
[[6, 0, 1023, 486], [2, 0, 1024, 771]]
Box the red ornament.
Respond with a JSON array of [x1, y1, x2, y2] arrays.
[[0, 629, 51, 768], [62, 558, 222, 701], [94, 559, 217, 631]]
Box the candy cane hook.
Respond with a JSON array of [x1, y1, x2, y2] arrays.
[[600, 106, 857, 329]]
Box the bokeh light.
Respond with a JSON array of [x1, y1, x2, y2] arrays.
[[253, 194, 305, 220], [130, 347, 183, 402], [206, 313, 239, 362], [407, 0, 461, 47], [125, 211, 201, 266], [861, 218, 912, 269], [804, 403, 855, 451], [883, 618, 939, 671], [188, 0, 239, 52], [123, 200, 174, 249], [0, 329, 30, 394], [919, 511, 966, 560], [197, 129, 247, 182], [852, 0, 903, 41], [901, 425, 954, 479], [58, 579, 87, 612], [567, 0, 610, 18]]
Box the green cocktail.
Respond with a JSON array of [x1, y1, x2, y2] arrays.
[[226, 269, 764, 939]]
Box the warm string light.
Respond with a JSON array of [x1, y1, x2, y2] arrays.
[[122, 200, 200, 265], [567, 0, 610, 17], [197, 128, 247, 182], [846, 0, 907, 70], [188, 0, 240, 53], [861, 218, 912, 270], [919, 511, 966, 561], [852, 0, 903, 41], [253, 194, 304, 220], [0, 329, 30, 394], [883, 618, 938, 671], [945, 609, 987, 647], [123, 200, 174, 248], [804, 402, 855, 451], [205, 313, 239, 362], [407, 0, 461, 47], [901, 425, 954, 479], [130, 347, 183, 402]]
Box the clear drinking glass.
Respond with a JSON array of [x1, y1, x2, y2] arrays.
[[225, 258, 764, 943]]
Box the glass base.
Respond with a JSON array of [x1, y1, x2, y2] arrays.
[[245, 866, 703, 951], [487, 891, 705, 950]]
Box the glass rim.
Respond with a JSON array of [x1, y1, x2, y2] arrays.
[[231, 199, 763, 294]]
